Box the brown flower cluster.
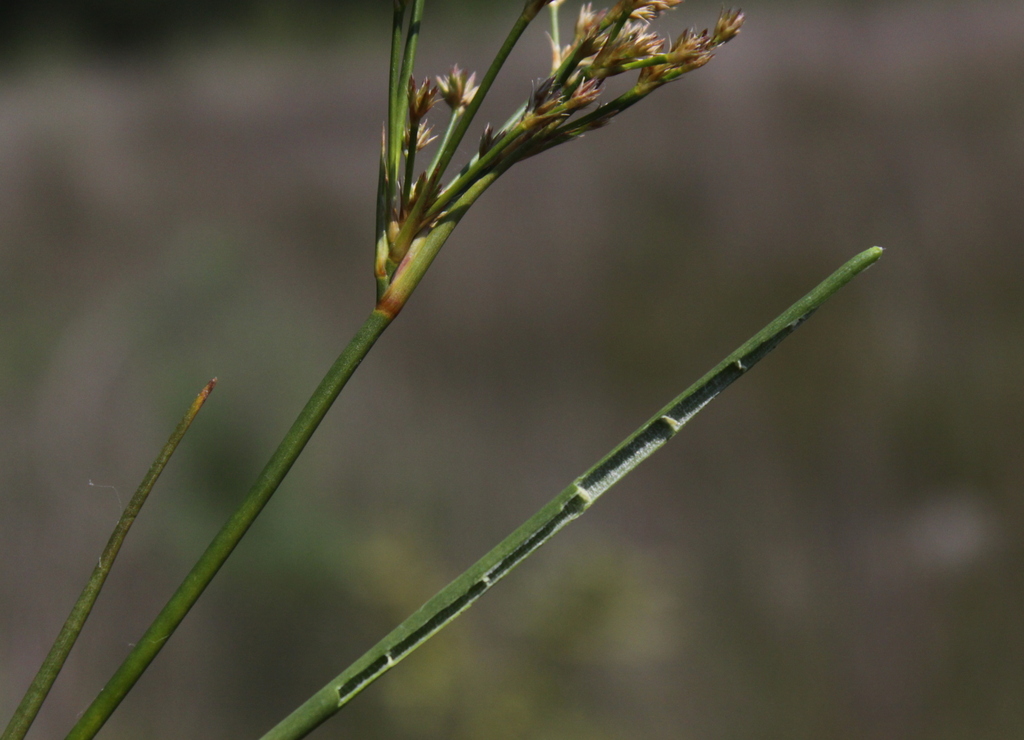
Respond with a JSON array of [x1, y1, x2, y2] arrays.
[[562, 3, 744, 88], [377, 0, 743, 303]]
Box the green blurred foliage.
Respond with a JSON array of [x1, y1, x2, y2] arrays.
[[0, 0, 896, 58]]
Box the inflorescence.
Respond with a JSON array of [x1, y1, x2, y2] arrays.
[[376, 0, 743, 309]]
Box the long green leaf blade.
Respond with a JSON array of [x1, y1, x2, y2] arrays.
[[260, 246, 883, 740]]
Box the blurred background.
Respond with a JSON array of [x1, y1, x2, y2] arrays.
[[1, 1, 1023, 738]]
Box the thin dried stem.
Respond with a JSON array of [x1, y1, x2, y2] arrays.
[[2, 380, 217, 740]]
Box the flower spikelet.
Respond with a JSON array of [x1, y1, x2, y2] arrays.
[[416, 124, 437, 151], [574, 4, 606, 51], [436, 66, 478, 110], [408, 78, 440, 122], [479, 124, 497, 156], [712, 8, 745, 45], [630, 0, 682, 21]]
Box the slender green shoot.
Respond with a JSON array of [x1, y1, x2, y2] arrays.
[[385, 0, 548, 266], [260, 247, 884, 740], [387, 0, 535, 273], [401, 119, 420, 208], [383, 2, 406, 229], [433, 98, 526, 202], [424, 4, 537, 188], [549, 2, 560, 49], [424, 119, 527, 220], [426, 106, 462, 178], [378, 156, 520, 319], [2, 379, 217, 740], [62, 311, 394, 740], [375, 139, 392, 300], [389, 0, 425, 199], [548, 1, 563, 72]]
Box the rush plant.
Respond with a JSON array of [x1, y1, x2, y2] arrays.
[[2, 2, 882, 739]]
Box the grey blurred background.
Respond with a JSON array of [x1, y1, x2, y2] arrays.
[[1, 1, 1023, 738]]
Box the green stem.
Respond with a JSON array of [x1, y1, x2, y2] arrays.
[[375, 148, 391, 300], [401, 121, 420, 209], [426, 107, 462, 180], [601, 52, 674, 74], [548, 2, 561, 65], [558, 84, 647, 135], [390, 0, 425, 204], [378, 156, 518, 319], [385, 2, 407, 216], [390, 4, 541, 263], [1, 381, 217, 740], [63, 311, 394, 740], [260, 247, 884, 740], [425, 121, 525, 221], [428, 7, 534, 187], [432, 99, 527, 201]]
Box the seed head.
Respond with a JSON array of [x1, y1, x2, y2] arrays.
[[712, 8, 745, 45], [574, 4, 605, 48], [436, 66, 479, 110], [521, 81, 574, 133], [416, 123, 437, 151], [408, 78, 440, 122], [566, 78, 603, 112], [669, 27, 711, 64], [629, 0, 683, 21], [530, 77, 559, 114], [548, 30, 574, 73], [608, 0, 679, 22], [405, 172, 441, 218], [615, 21, 663, 59], [479, 124, 497, 157]]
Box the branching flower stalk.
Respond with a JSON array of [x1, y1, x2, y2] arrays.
[[11, 3, 880, 739], [376, 0, 746, 315]]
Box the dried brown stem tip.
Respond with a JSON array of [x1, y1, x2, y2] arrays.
[[200, 378, 218, 400]]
